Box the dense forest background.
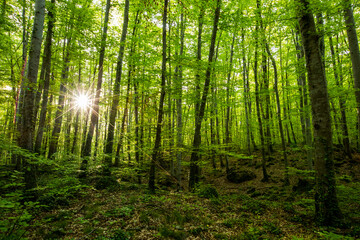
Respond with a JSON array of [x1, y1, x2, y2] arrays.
[[1, 0, 360, 239]]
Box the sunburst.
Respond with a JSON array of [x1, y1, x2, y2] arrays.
[[74, 92, 91, 110]]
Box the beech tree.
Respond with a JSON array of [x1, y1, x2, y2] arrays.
[[18, 0, 45, 190], [296, 0, 343, 226], [103, 0, 130, 170], [2, 0, 360, 230], [189, 0, 221, 190]]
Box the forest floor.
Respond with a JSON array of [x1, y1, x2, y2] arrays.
[[1, 146, 360, 239]]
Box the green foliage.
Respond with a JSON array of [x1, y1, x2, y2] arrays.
[[238, 226, 265, 240], [188, 225, 208, 236], [95, 176, 119, 191], [338, 175, 352, 183], [222, 218, 246, 228], [110, 229, 131, 240], [262, 221, 282, 235], [159, 225, 187, 240], [195, 183, 219, 199], [238, 199, 267, 215], [337, 183, 360, 222], [316, 230, 354, 240], [38, 175, 88, 210], [294, 198, 314, 209], [350, 226, 360, 238], [0, 170, 38, 238], [104, 206, 134, 218], [288, 167, 315, 180]]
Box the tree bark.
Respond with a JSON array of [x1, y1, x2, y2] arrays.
[[189, 0, 221, 191], [148, 0, 168, 192], [48, 37, 71, 159], [17, 0, 45, 191], [225, 32, 236, 174], [82, 0, 111, 159], [34, 0, 56, 155], [296, 0, 343, 226], [175, 9, 185, 189], [103, 0, 129, 168], [266, 43, 289, 185], [329, 36, 351, 159], [343, 0, 360, 150], [255, 0, 269, 182]]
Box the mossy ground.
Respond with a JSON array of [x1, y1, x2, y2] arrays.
[[2, 148, 360, 239]]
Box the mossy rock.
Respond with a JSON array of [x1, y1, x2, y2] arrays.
[[227, 168, 256, 183]]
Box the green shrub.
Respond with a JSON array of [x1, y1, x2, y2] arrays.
[[316, 230, 354, 240], [95, 176, 119, 190], [104, 206, 134, 218], [262, 221, 282, 235], [195, 183, 219, 199]]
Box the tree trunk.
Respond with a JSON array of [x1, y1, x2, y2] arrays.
[[189, 0, 221, 191], [242, 31, 252, 156], [294, 28, 313, 169], [343, 0, 360, 151], [48, 37, 71, 159], [255, 0, 269, 182], [329, 36, 351, 159], [148, 0, 168, 192], [225, 32, 236, 174], [265, 43, 289, 185], [296, 0, 343, 226], [114, 11, 139, 167], [194, 3, 204, 124], [17, 0, 45, 191], [82, 0, 111, 159], [103, 0, 129, 168], [34, 0, 56, 154], [175, 9, 185, 189]]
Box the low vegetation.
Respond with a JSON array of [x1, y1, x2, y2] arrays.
[[1, 148, 359, 239]]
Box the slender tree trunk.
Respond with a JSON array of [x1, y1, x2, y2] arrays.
[[266, 43, 289, 185], [194, 3, 204, 124], [189, 0, 221, 190], [294, 28, 313, 169], [17, 0, 45, 191], [296, 0, 343, 226], [255, 0, 269, 182], [82, 0, 111, 159], [214, 31, 224, 168], [242, 31, 252, 155], [114, 11, 139, 167], [343, 0, 360, 151], [48, 82, 67, 159], [225, 32, 236, 174], [72, 62, 82, 154], [103, 0, 129, 169], [294, 30, 306, 143], [175, 9, 185, 189], [148, 0, 168, 192], [48, 37, 71, 159], [34, 0, 56, 154], [329, 36, 351, 159]]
